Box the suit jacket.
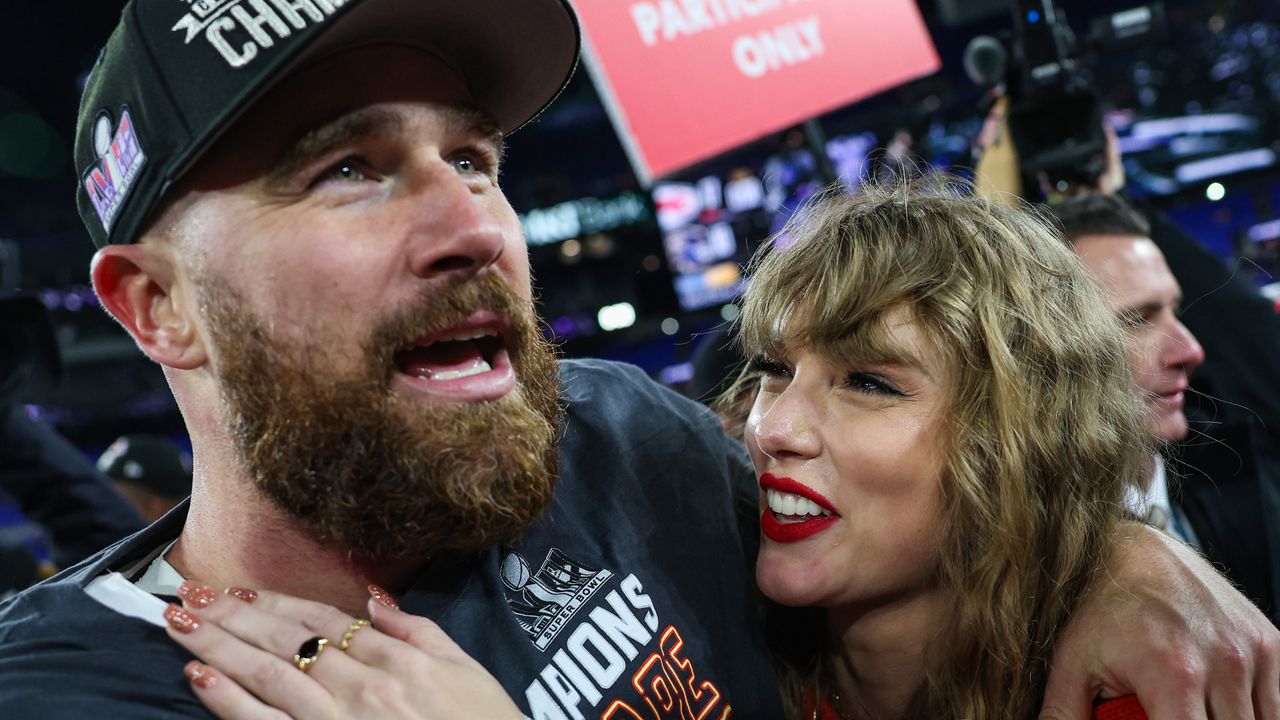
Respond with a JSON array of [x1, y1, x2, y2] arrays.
[[1170, 413, 1280, 626], [1133, 202, 1280, 626]]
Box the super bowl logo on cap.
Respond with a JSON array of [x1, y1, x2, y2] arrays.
[[82, 108, 146, 233]]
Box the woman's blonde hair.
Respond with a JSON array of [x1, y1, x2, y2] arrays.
[[723, 180, 1150, 719]]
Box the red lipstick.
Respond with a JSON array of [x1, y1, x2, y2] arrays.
[[758, 473, 839, 543]]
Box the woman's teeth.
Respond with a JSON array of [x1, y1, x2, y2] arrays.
[[766, 489, 832, 519]]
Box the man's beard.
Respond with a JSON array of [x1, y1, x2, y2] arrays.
[[200, 273, 563, 559]]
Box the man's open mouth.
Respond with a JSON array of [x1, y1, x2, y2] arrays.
[[395, 326, 504, 380], [389, 312, 517, 401]]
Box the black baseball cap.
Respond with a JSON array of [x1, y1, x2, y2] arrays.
[[97, 434, 193, 499], [74, 0, 581, 248]]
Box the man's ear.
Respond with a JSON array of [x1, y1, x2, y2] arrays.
[[91, 242, 206, 370]]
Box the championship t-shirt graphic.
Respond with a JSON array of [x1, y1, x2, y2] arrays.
[[501, 549, 735, 720]]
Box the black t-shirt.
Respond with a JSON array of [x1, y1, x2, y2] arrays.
[[0, 359, 783, 718]]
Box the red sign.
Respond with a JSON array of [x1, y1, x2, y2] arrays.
[[574, 0, 941, 182]]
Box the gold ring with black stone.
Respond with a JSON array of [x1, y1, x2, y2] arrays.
[[293, 636, 329, 673], [338, 619, 370, 651]]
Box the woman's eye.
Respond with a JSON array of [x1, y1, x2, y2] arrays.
[[747, 356, 791, 392], [747, 356, 791, 379], [844, 372, 903, 397]]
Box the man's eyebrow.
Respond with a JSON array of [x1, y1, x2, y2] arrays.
[[266, 104, 505, 183], [1118, 301, 1163, 320], [448, 105, 506, 159], [268, 107, 405, 183]]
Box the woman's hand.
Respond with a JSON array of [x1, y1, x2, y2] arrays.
[[163, 583, 523, 720], [1040, 524, 1280, 720]]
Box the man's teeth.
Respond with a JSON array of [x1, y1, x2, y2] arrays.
[[766, 489, 832, 518], [417, 358, 492, 381], [435, 328, 497, 342]]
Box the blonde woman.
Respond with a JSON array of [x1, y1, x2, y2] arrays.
[[728, 181, 1149, 719]]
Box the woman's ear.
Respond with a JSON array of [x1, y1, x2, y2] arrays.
[[91, 242, 207, 370]]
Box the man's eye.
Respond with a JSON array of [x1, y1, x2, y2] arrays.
[[451, 155, 488, 176], [1119, 310, 1152, 330], [323, 159, 366, 183]]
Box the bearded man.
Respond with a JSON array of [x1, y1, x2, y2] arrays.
[[0, 1, 1278, 718]]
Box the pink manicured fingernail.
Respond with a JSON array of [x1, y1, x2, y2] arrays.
[[164, 603, 200, 633], [185, 660, 217, 689], [224, 587, 258, 603], [177, 581, 216, 609], [368, 584, 399, 610]]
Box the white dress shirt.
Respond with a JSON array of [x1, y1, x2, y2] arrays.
[[1124, 455, 1200, 550]]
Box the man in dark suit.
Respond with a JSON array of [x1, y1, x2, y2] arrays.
[[1052, 193, 1280, 624]]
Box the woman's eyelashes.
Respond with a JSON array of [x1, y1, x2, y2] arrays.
[[747, 356, 907, 398], [748, 356, 791, 379], [842, 372, 907, 398]]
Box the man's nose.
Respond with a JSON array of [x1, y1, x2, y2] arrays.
[[400, 160, 509, 280], [1164, 318, 1205, 373]]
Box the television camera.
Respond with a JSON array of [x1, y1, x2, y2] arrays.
[[965, 0, 1164, 198]]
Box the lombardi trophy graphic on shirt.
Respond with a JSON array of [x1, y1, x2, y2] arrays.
[[500, 548, 613, 651]]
